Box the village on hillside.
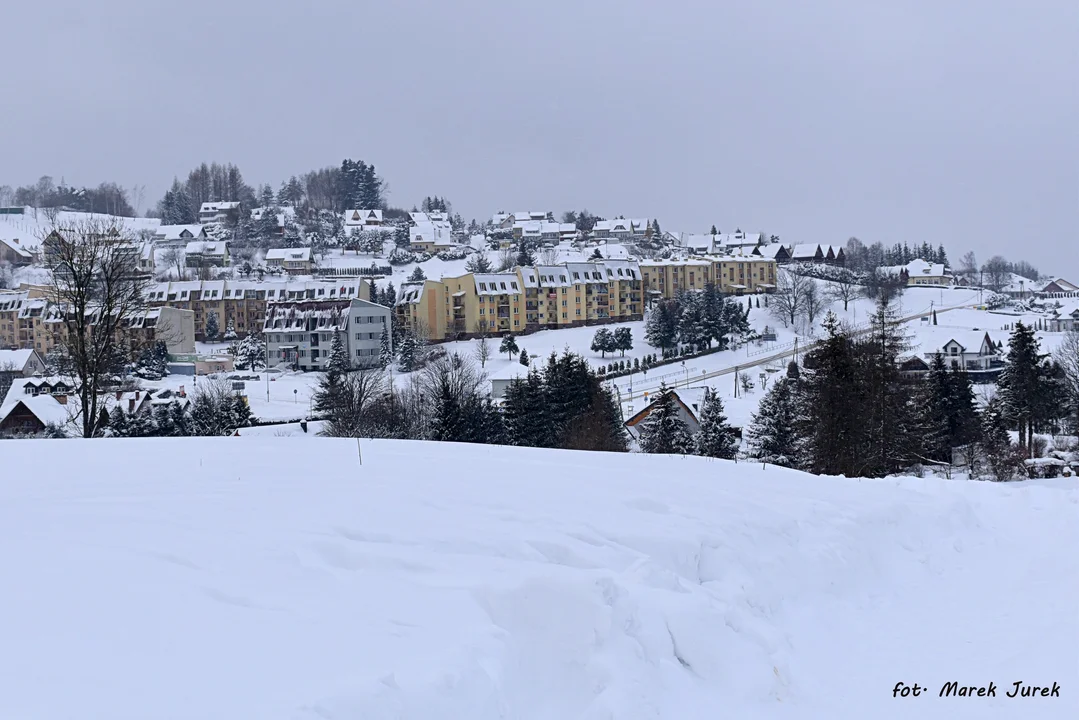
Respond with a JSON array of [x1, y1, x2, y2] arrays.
[[1, 179, 1077, 481]]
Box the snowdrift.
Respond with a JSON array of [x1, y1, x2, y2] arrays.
[[1, 439, 1076, 719]]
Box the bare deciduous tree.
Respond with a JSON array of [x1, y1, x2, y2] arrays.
[[319, 367, 388, 437], [45, 219, 150, 438], [159, 246, 186, 280], [474, 336, 491, 368], [538, 247, 559, 265], [803, 279, 827, 325], [1055, 329, 1079, 433], [826, 269, 860, 311], [497, 248, 516, 272], [770, 271, 813, 328]]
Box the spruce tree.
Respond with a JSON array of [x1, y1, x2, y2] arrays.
[[981, 397, 1018, 481], [695, 388, 738, 459], [170, 400, 191, 436], [205, 311, 220, 342], [637, 385, 692, 454], [397, 332, 416, 372], [153, 402, 175, 436], [409, 266, 427, 282], [502, 371, 549, 447], [327, 333, 349, 374], [747, 377, 801, 467], [313, 336, 348, 417], [230, 396, 253, 431], [499, 334, 519, 359], [856, 296, 919, 476], [519, 348, 530, 366], [465, 253, 493, 274], [378, 331, 393, 369], [645, 300, 679, 352], [613, 327, 633, 357], [591, 328, 615, 358], [996, 321, 1045, 453], [798, 312, 862, 475], [223, 317, 237, 341], [108, 405, 129, 437]]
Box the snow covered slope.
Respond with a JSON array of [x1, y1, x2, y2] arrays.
[[2, 439, 1076, 719]]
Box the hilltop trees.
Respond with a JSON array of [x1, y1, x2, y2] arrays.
[[695, 388, 738, 459]]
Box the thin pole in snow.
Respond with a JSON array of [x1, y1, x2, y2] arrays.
[[356, 437, 363, 466]]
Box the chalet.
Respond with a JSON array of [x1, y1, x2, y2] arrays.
[[0, 236, 32, 266], [924, 331, 1003, 372], [0, 348, 45, 401], [1037, 277, 1079, 298], [185, 240, 230, 268], [409, 223, 455, 253], [754, 243, 791, 262], [1046, 300, 1079, 332], [624, 387, 713, 440], [344, 209, 384, 227], [265, 248, 313, 275], [198, 202, 241, 224], [154, 224, 207, 247], [879, 259, 953, 287]]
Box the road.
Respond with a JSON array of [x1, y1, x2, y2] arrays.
[[611, 300, 978, 402]]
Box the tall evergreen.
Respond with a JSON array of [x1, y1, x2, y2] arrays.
[[922, 354, 979, 463], [499, 334, 519, 359], [612, 327, 633, 356], [205, 311, 220, 342], [747, 376, 802, 467], [591, 328, 615, 358], [855, 296, 920, 476], [378, 331, 393, 369], [327, 333, 349, 373], [502, 371, 550, 447], [996, 321, 1045, 453], [397, 331, 417, 372], [645, 300, 679, 352], [108, 405, 130, 437], [695, 388, 738, 459], [637, 384, 692, 454], [798, 312, 862, 475]]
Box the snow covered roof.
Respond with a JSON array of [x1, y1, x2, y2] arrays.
[[473, 273, 521, 296], [410, 223, 454, 246], [640, 258, 712, 268], [263, 299, 352, 332], [1038, 277, 1079, 293], [565, 262, 607, 284], [535, 265, 573, 288], [879, 259, 951, 279], [0, 349, 39, 371], [600, 260, 641, 280], [0, 235, 32, 259], [396, 281, 426, 306], [199, 202, 240, 213], [265, 248, 312, 262], [714, 232, 762, 247], [344, 209, 383, 225], [755, 244, 787, 259], [908, 329, 1003, 357], [154, 224, 205, 241], [147, 278, 366, 303], [185, 241, 228, 257], [789, 244, 822, 259]]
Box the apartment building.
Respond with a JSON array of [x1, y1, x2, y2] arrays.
[[185, 240, 230, 268], [264, 298, 390, 371], [640, 256, 778, 299], [144, 278, 372, 340], [198, 202, 241, 224], [395, 260, 644, 342]]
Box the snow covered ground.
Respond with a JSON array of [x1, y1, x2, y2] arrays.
[[1, 438, 1075, 719]]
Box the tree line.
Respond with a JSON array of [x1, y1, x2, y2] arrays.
[[742, 299, 1076, 480]]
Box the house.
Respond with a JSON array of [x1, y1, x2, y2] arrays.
[[592, 219, 636, 240], [0, 348, 45, 400], [0, 236, 32, 266], [754, 243, 791, 262], [249, 206, 296, 235], [409, 223, 455, 253], [0, 375, 78, 436], [185, 241, 230, 268], [198, 202, 241, 224], [1045, 300, 1079, 332], [1037, 277, 1079, 298], [265, 248, 313, 275], [343, 209, 384, 227], [154, 224, 207, 247], [409, 211, 452, 230], [922, 331, 1003, 373], [137, 241, 156, 276], [788, 243, 825, 264], [879, 259, 954, 287], [624, 387, 708, 439], [264, 298, 391, 371]]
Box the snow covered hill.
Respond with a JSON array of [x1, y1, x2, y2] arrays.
[[2, 439, 1076, 719]]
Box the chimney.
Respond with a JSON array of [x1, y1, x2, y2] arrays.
[[128, 399, 135, 413], [135, 391, 140, 400], [116, 391, 122, 400], [55, 394, 67, 405]]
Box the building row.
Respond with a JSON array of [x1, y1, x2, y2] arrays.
[[395, 256, 778, 343], [143, 277, 375, 340]]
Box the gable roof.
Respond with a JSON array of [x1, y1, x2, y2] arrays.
[[0, 349, 40, 371], [0, 235, 33, 259]]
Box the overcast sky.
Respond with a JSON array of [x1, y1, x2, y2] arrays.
[[3, 0, 1076, 278]]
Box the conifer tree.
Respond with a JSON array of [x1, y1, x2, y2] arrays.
[[798, 312, 862, 475], [128, 409, 158, 438], [409, 266, 427, 282], [153, 402, 175, 436], [695, 388, 738, 458], [612, 327, 633, 356], [397, 331, 417, 372], [645, 300, 679, 352], [108, 405, 129, 437], [996, 321, 1045, 453], [747, 377, 802, 467], [519, 348, 530, 366], [465, 252, 493, 274], [236, 333, 266, 370], [327, 333, 349, 374], [205, 311, 220, 342], [502, 371, 549, 447], [230, 396, 253, 431], [981, 397, 1018, 481], [169, 400, 191, 436], [591, 328, 615, 358], [313, 336, 348, 416], [378, 331, 393, 369], [223, 317, 237, 341], [499, 334, 519, 359], [637, 384, 692, 454]]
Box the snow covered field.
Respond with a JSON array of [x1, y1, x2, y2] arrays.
[[2, 439, 1075, 719]]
